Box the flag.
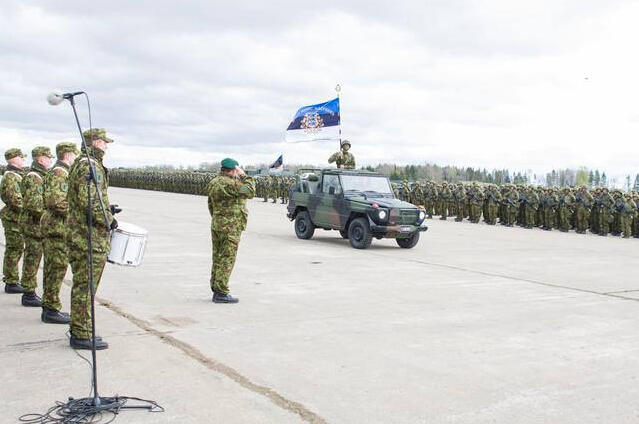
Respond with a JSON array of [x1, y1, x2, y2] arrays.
[[285, 97, 340, 143], [269, 154, 283, 170]]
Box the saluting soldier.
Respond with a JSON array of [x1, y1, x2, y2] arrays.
[[40, 142, 79, 324], [20, 146, 53, 307], [1, 148, 27, 294], [67, 129, 117, 350], [207, 158, 255, 303]]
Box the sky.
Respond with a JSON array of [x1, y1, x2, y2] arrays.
[[1, 0, 638, 183]]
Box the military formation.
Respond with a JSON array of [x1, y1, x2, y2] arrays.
[[109, 169, 214, 195], [1, 129, 120, 350], [394, 181, 639, 238], [255, 175, 295, 204]]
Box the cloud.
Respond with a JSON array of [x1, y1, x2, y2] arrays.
[[0, 0, 638, 182]]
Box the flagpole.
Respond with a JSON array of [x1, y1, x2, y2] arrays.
[[335, 84, 341, 149]]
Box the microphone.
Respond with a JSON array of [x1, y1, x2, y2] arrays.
[[47, 90, 85, 106]]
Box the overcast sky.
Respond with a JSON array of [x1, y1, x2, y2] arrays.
[[1, 0, 638, 182]]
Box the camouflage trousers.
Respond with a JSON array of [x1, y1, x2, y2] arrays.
[[598, 209, 612, 235], [619, 215, 632, 238], [69, 248, 107, 339], [524, 205, 536, 227], [21, 235, 43, 293], [558, 207, 572, 231], [543, 208, 555, 228], [210, 229, 240, 295], [468, 204, 482, 223], [42, 237, 69, 311], [2, 219, 23, 284], [485, 204, 499, 225]]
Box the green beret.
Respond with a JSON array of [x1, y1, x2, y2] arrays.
[[31, 146, 54, 158], [221, 157, 239, 169], [4, 148, 26, 160], [55, 142, 79, 158], [82, 128, 113, 144]]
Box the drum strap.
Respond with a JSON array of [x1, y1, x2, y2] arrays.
[[4, 171, 22, 181], [26, 171, 43, 181], [52, 166, 69, 176]]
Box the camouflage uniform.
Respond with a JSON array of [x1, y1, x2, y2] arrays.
[[207, 168, 255, 295], [328, 140, 356, 169], [1, 149, 26, 286], [20, 148, 53, 293], [557, 188, 575, 232], [68, 130, 114, 339], [41, 142, 78, 311], [575, 187, 594, 234]]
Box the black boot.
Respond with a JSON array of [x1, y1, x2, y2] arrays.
[[21, 292, 42, 307], [41, 307, 71, 324], [4, 283, 25, 294], [70, 334, 109, 350], [212, 292, 239, 304]]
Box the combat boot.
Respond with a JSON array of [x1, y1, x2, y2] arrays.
[[21, 292, 42, 307], [70, 335, 108, 350], [4, 283, 25, 294], [212, 292, 239, 304], [41, 307, 71, 324]]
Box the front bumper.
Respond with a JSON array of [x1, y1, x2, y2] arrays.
[[369, 220, 428, 238]]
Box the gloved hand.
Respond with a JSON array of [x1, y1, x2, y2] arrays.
[[110, 219, 118, 231], [110, 204, 122, 215]]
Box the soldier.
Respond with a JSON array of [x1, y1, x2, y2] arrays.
[[20, 146, 53, 307], [68, 129, 116, 350], [1, 148, 27, 294], [424, 182, 438, 218], [207, 158, 255, 303], [597, 188, 614, 236], [524, 186, 539, 229], [438, 182, 453, 220], [484, 185, 501, 225], [557, 187, 575, 232], [328, 139, 355, 169], [40, 142, 79, 324], [468, 183, 484, 223], [502, 185, 519, 227], [575, 186, 594, 234], [453, 183, 466, 222]]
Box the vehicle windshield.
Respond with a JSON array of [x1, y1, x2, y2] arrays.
[[340, 175, 393, 197]]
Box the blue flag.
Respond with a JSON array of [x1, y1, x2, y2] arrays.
[[285, 97, 340, 143], [270, 154, 283, 169]]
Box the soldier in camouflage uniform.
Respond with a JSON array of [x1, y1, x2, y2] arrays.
[[574, 186, 593, 234], [40, 142, 79, 324], [423, 182, 437, 218], [597, 188, 614, 236], [1, 148, 27, 294], [68, 129, 116, 350], [501, 185, 519, 227], [207, 158, 255, 303], [467, 183, 484, 223], [20, 146, 53, 307], [483, 184, 501, 225], [557, 187, 575, 232], [438, 182, 453, 220], [328, 139, 355, 169], [453, 183, 466, 222]]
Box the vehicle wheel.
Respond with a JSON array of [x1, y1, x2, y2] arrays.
[[339, 229, 349, 239], [295, 211, 315, 239], [348, 217, 373, 249], [396, 232, 420, 248]]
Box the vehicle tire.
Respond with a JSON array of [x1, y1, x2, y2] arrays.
[[339, 229, 349, 239], [396, 232, 420, 248], [295, 211, 315, 239], [348, 217, 373, 249]]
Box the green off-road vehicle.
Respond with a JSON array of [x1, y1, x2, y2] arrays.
[[286, 169, 427, 249]]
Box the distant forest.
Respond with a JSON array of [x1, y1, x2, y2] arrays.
[[137, 162, 639, 191]]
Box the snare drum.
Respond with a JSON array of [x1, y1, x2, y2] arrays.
[[107, 222, 148, 267]]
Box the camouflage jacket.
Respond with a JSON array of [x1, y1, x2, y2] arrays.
[[207, 174, 255, 233], [67, 149, 114, 253], [0, 165, 24, 223], [328, 150, 356, 169], [41, 161, 71, 238], [21, 161, 48, 237]]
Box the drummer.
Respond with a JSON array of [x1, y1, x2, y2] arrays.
[[66, 129, 120, 350]]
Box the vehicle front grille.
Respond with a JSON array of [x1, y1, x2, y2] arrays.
[[398, 209, 419, 225]]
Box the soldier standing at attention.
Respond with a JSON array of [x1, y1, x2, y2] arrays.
[[2, 148, 27, 294], [20, 146, 53, 307], [207, 158, 255, 304], [68, 129, 116, 350], [328, 139, 355, 169], [40, 142, 79, 324]]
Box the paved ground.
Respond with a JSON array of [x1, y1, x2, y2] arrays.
[[1, 187, 638, 423]]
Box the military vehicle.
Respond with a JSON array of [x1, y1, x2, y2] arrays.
[[286, 169, 427, 249]]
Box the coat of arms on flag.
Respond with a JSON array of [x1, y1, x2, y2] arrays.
[[285, 97, 340, 143]]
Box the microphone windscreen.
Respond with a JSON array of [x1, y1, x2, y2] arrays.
[[47, 90, 64, 106]]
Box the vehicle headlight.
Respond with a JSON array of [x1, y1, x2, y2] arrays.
[[418, 210, 425, 221], [378, 210, 387, 220]]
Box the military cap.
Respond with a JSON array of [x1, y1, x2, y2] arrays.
[[340, 139, 351, 148], [4, 148, 26, 160], [55, 142, 79, 158], [83, 128, 114, 144], [32, 146, 54, 158], [220, 157, 239, 169]]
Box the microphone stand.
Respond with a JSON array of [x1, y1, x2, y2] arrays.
[[68, 95, 111, 408]]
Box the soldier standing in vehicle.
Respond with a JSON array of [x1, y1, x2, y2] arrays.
[[328, 139, 355, 169], [20, 146, 54, 307], [1, 148, 27, 294], [207, 158, 255, 304]]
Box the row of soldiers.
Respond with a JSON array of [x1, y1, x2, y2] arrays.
[[255, 175, 295, 204], [394, 181, 639, 238], [109, 169, 214, 195]]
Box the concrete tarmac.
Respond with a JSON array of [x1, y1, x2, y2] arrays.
[[1, 187, 638, 423]]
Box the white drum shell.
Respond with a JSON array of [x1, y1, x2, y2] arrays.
[[107, 222, 148, 267]]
